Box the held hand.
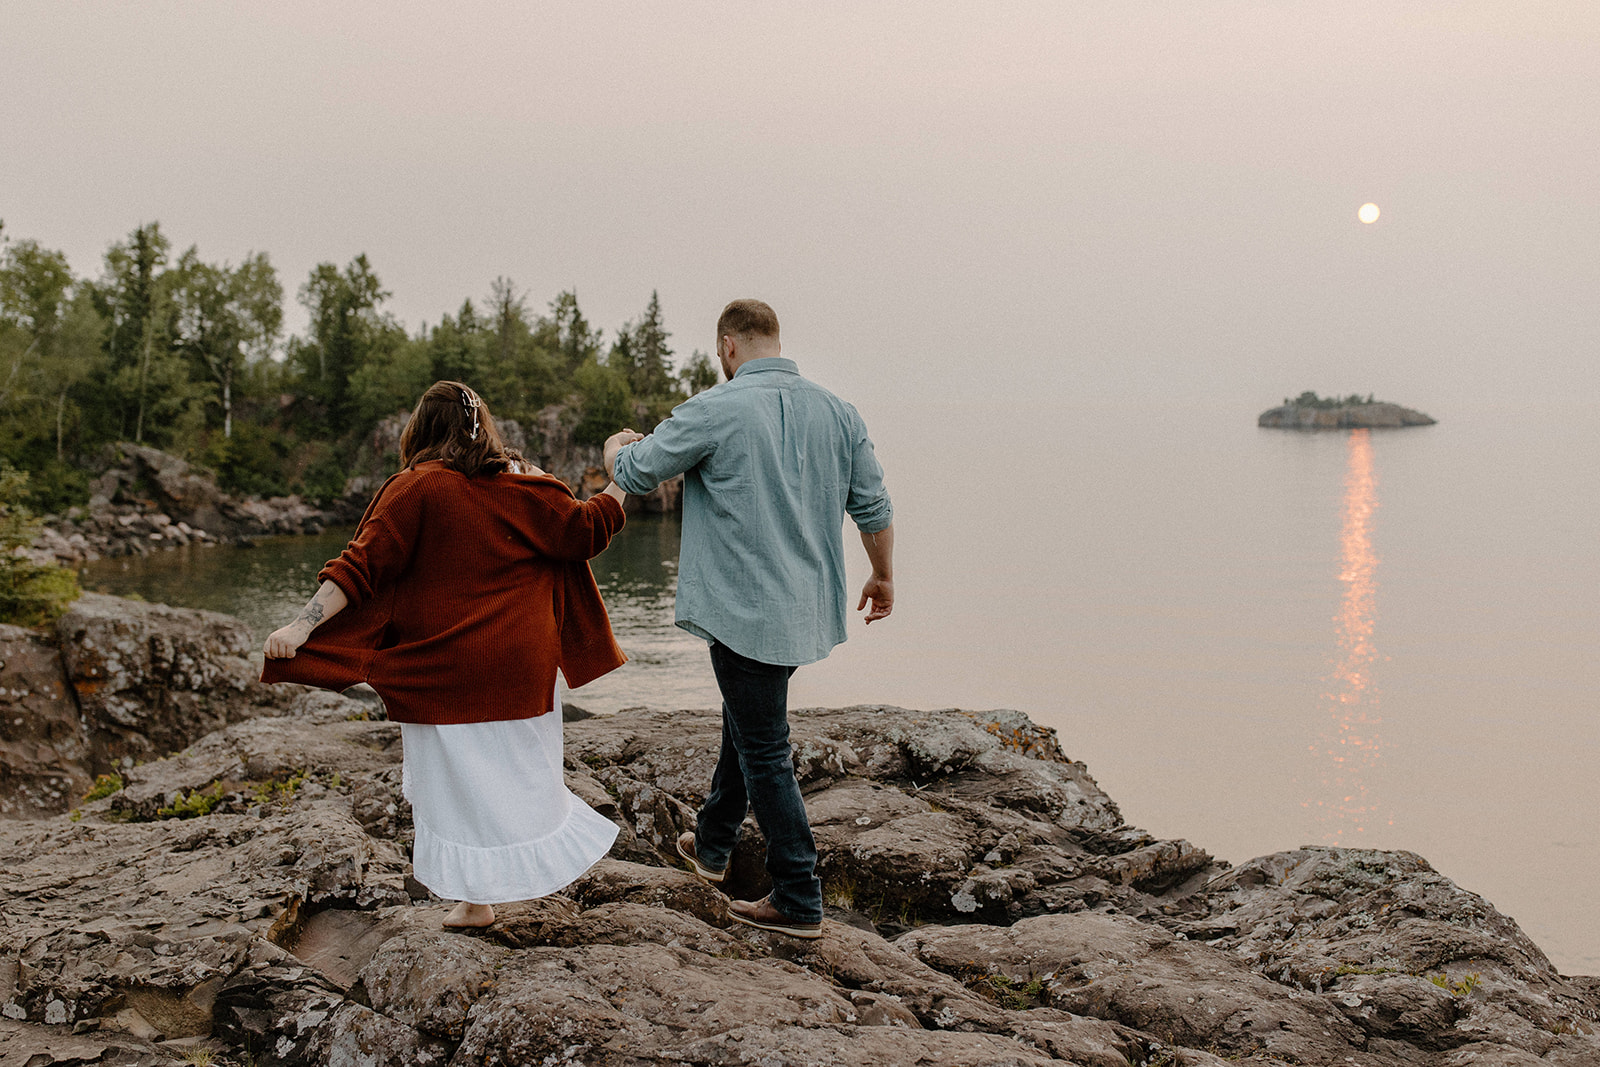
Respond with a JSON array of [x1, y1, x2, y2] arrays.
[[857, 575, 894, 624], [603, 428, 646, 478], [263, 622, 311, 659]]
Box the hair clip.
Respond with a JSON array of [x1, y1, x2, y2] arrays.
[[460, 388, 481, 441]]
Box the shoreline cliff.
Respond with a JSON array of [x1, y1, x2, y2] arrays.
[[1, 595, 1596, 1064]]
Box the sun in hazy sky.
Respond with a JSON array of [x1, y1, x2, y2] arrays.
[[1358, 203, 1381, 224]]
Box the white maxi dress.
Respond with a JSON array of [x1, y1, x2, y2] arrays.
[[400, 687, 617, 904]]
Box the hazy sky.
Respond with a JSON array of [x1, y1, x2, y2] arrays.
[[4, 1, 1597, 408]]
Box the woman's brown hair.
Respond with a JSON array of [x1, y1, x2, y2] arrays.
[[398, 381, 516, 477]]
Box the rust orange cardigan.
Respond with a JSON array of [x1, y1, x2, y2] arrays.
[[260, 461, 627, 724]]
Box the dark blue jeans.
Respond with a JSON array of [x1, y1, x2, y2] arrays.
[[693, 640, 822, 924]]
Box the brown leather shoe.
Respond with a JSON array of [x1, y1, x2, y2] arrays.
[[727, 895, 823, 940], [676, 831, 727, 885]]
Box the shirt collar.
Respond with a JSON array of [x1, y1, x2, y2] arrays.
[[732, 357, 798, 378]]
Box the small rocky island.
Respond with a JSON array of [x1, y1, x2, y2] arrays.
[[2, 596, 1596, 1065], [1259, 392, 1437, 430]]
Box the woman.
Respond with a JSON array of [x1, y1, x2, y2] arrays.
[[262, 380, 642, 929]]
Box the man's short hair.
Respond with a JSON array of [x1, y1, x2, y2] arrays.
[[717, 299, 780, 340]]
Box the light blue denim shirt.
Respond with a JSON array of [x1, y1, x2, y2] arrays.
[[612, 357, 893, 666]]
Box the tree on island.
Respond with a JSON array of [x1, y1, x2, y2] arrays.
[[1283, 390, 1378, 409]]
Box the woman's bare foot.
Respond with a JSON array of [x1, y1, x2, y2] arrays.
[[443, 901, 496, 929]]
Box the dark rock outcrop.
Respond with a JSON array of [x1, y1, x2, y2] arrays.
[[527, 400, 683, 513], [0, 594, 293, 817], [564, 705, 1217, 928], [345, 403, 683, 514], [1258, 402, 1437, 429], [2, 693, 1593, 1064], [31, 444, 355, 566], [0, 623, 92, 817], [342, 413, 532, 500], [345, 403, 681, 515]]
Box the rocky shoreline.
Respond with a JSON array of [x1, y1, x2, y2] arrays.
[[28, 402, 682, 570], [25, 445, 358, 569], [0, 596, 1595, 1065]]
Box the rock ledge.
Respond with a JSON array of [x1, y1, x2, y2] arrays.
[[1, 698, 1594, 1066]]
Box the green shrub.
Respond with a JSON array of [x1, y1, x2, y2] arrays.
[[82, 772, 124, 802], [293, 441, 351, 504], [25, 460, 91, 513], [0, 465, 82, 626], [156, 782, 225, 819], [251, 770, 305, 807], [201, 423, 290, 498], [965, 972, 1046, 1010], [1429, 972, 1482, 997]]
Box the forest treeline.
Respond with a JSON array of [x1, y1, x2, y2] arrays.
[[0, 219, 718, 511]]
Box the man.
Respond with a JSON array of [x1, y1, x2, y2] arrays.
[[607, 299, 894, 939]]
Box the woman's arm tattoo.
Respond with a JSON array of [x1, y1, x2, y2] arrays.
[[295, 596, 327, 629]]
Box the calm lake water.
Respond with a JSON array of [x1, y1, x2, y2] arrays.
[[81, 397, 1599, 975]]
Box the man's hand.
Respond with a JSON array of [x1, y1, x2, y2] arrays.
[[263, 621, 312, 659], [857, 575, 893, 624], [604, 428, 646, 479], [857, 524, 894, 624]]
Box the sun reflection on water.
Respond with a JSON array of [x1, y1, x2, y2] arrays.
[[1312, 429, 1387, 838]]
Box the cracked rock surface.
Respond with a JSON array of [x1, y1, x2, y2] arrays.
[[1, 696, 1595, 1066]]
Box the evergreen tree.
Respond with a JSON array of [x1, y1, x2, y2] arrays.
[[98, 223, 175, 443], [290, 255, 395, 423], [429, 299, 484, 385], [631, 290, 673, 397], [609, 290, 675, 398], [549, 290, 601, 371], [480, 277, 556, 417]]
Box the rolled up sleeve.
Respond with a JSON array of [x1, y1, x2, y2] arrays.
[[613, 400, 715, 495], [845, 426, 894, 534]]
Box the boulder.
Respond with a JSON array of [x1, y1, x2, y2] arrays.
[[901, 912, 1370, 1064], [1166, 848, 1600, 1057], [563, 704, 1214, 928], [119, 444, 231, 530], [55, 593, 288, 770]]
